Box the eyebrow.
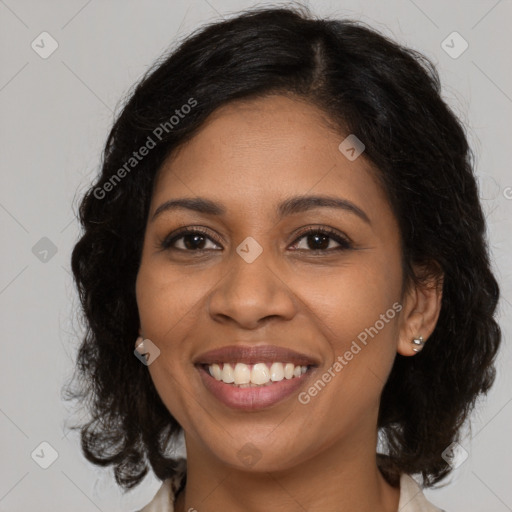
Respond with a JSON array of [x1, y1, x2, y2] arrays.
[[151, 195, 371, 225]]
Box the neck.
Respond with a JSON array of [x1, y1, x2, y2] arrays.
[[174, 429, 400, 512]]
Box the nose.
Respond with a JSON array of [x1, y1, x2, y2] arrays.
[[207, 251, 297, 329]]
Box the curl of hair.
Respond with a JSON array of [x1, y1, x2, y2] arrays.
[[66, 5, 501, 490]]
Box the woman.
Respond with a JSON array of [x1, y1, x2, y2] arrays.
[[67, 5, 501, 511]]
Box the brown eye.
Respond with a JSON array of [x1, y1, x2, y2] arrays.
[[290, 228, 352, 252], [161, 228, 222, 251]]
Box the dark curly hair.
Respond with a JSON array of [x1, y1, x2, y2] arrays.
[[65, 4, 501, 491]]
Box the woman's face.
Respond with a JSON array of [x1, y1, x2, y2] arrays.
[[136, 94, 412, 472]]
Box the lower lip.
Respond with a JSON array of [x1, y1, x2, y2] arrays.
[[196, 365, 315, 411]]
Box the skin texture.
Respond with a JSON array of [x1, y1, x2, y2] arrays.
[[135, 94, 443, 512]]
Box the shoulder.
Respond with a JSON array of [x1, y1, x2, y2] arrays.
[[399, 473, 447, 512]]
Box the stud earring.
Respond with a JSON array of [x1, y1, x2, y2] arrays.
[[412, 336, 425, 353], [135, 336, 145, 351]]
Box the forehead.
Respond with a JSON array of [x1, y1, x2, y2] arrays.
[[151, 94, 390, 222]]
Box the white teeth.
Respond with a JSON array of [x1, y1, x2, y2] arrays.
[[251, 363, 270, 385], [284, 363, 295, 379], [221, 363, 235, 383], [269, 362, 284, 382], [206, 361, 309, 386], [233, 362, 251, 385], [209, 363, 222, 380]]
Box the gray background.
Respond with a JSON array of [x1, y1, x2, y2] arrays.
[[0, 0, 511, 510]]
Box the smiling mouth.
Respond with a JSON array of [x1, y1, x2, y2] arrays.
[[200, 361, 312, 387], [196, 361, 316, 411], [193, 344, 319, 409]]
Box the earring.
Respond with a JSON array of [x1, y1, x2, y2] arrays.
[[411, 336, 425, 353], [135, 336, 145, 351]]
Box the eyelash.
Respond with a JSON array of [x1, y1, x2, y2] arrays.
[[159, 226, 353, 254]]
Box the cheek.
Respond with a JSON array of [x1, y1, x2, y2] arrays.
[[136, 259, 212, 343], [135, 265, 198, 427], [297, 256, 401, 339], [292, 255, 402, 389]]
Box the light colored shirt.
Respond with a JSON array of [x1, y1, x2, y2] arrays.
[[137, 459, 445, 512]]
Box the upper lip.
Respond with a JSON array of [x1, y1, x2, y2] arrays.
[[194, 344, 320, 366]]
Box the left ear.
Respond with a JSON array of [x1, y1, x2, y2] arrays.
[[397, 263, 444, 356]]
